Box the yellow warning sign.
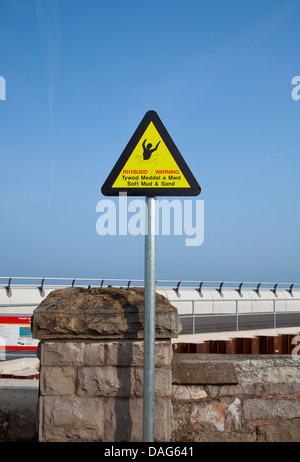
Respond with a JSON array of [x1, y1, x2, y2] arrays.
[[112, 122, 190, 189], [101, 110, 201, 197]]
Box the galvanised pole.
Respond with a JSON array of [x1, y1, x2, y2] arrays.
[[143, 196, 156, 442]]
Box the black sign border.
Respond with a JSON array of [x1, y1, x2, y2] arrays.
[[101, 110, 201, 197]]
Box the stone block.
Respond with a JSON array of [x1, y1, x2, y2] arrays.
[[243, 398, 300, 421], [171, 385, 207, 401], [172, 355, 238, 385], [40, 366, 76, 396], [39, 341, 84, 365], [154, 398, 172, 441], [205, 382, 263, 398], [105, 397, 171, 442], [105, 397, 143, 442], [135, 367, 172, 397], [154, 340, 173, 367], [39, 340, 106, 366], [106, 340, 172, 367], [105, 341, 144, 367], [32, 287, 181, 340], [77, 367, 133, 397], [262, 366, 300, 395], [83, 342, 106, 365], [39, 396, 104, 442], [233, 361, 263, 384], [257, 419, 300, 442]]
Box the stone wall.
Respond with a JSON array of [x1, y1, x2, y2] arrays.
[[171, 353, 300, 442], [1, 353, 300, 442], [38, 339, 172, 442], [2, 287, 296, 442]]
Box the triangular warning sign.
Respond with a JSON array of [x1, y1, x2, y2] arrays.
[[101, 111, 201, 196]]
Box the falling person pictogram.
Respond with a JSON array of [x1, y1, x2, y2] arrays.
[[142, 139, 161, 160]]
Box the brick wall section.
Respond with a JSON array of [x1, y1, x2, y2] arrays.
[[171, 354, 300, 442], [38, 339, 172, 442]]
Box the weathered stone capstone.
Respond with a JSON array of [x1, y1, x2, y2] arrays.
[[31, 286, 181, 340]]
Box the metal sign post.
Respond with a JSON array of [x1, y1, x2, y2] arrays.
[[101, 110, 201, 443], [143, 195, 156, 442]]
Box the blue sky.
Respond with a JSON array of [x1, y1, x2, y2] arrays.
[[0, 0, 299, 284]]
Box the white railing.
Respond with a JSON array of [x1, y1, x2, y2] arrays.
[[0, 277, 299, 292], [167, 298, 300, 334], [0, 277, 299, 334]]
